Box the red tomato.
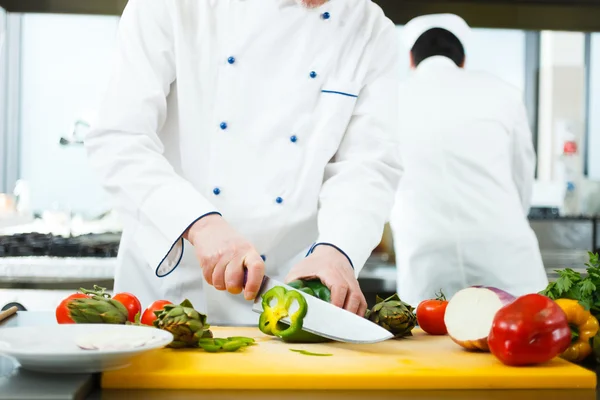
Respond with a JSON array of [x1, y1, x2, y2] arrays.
[[113, 292, 142, 323], [416, 294, 449, 335], [140, 300, 172, 326], [55, 293, 89, 324]]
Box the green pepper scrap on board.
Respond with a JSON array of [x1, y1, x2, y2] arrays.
[[290, 349, 333, 357], [258, 281, 331, 343], [197, 337, 256, 353]]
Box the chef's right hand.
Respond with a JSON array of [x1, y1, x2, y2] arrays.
[[184, 214, 265, 300]]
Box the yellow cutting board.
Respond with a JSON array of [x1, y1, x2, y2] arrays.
[[102, 327, 596, 390]]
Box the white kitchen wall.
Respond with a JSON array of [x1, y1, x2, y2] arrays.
[[589, 34, 600, 181], [19, 13, 119, 215], [0, 7, 6, 193], [396, 26, 526, 92], [537, 31, 586, 184]]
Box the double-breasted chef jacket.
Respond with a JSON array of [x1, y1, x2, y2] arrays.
[[85, 0, 402, 325]]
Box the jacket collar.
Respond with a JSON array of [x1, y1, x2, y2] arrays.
[[415, 56, 460, 73]]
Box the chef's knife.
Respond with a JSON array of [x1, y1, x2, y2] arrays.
[[244, 271, 393, 344]]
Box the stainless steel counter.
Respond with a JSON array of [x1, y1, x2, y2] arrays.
[[0, 312, 96, 400]]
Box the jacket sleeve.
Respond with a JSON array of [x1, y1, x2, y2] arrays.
[[309, 22, 403, 276], [84, 0, 218, 277], [511, 99, 537, 216]]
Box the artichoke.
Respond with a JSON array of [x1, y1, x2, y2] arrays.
[[153, 299, 213, 348], [66, 286, 129, 324], [365, 294, 417, 339]]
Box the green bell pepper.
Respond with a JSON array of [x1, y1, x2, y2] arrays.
[[287, 279, 331, 303], [258, 282, 332, 343]]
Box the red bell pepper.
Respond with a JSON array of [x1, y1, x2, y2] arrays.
[[488, 293, 571, 366]]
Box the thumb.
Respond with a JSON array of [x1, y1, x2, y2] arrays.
[[284, 260, 319, 283]]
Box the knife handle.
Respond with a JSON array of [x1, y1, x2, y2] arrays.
[[242, 268, 267, 296]]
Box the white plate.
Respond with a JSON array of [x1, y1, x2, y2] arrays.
[[0, 324, 173, 374]]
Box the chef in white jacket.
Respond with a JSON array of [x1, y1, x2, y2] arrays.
[[390, 14, 548, 306], [85, 0, 402, 325]]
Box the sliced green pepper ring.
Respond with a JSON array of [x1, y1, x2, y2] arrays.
[[259, 286, 308, 340]]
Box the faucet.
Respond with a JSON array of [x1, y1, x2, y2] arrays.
[[59, 119, 90, 146]]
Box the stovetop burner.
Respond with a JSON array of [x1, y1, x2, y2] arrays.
[[0, 232, 120, 258]]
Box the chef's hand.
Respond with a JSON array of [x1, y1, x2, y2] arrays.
[[285, 245, 367, 316], [184, 214, 265, 300], [298, 0, 329, 7]]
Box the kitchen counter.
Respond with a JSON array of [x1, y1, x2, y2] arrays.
[[0, 312, 598, 400]]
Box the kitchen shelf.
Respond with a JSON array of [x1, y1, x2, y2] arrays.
[[0, 0, 126, 15], [375, 0, 600, 31]]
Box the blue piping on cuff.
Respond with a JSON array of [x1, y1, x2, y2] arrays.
[[321, 90, 358, 98], [155, 211, 222, 278], [306, 242, 354, 270]]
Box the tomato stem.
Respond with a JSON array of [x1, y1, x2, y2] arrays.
[[435, 289, 446, 302]]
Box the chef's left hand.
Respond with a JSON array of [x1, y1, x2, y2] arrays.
[[285, 245, 367, 316], [297, 0, 328, 7]]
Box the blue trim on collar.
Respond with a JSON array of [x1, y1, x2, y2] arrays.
[[155, 211, 222, 278], [306, 242, 354, 270], [321, 90, 358, 98]]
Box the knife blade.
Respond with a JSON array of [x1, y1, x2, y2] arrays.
[[244, 271, 393, 344]]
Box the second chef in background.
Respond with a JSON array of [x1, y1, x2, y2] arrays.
[[390, 14, 548, 306]]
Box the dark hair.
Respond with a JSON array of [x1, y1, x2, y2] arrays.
[[410, 28, 465, 67]]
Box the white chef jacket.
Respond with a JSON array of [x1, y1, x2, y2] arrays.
[[390, 56, 548, 306], [85, 0, 402, 324]]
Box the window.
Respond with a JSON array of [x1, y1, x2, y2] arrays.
[[18, 14, 119, 214], [588, 33, 600, 180], [1, 7, 8, 192]]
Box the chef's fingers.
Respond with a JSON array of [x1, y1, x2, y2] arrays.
[[224, 257, 244, 295], [211, 255, 230, 291], [329, 281, 349, 309], [202, 264, 214, 286], [199, 252, 218, 285], [284, 269, 318, 283], [357, 297, 368, 318], [243, 251, 265, 300], [343, 290, 363, 315]]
